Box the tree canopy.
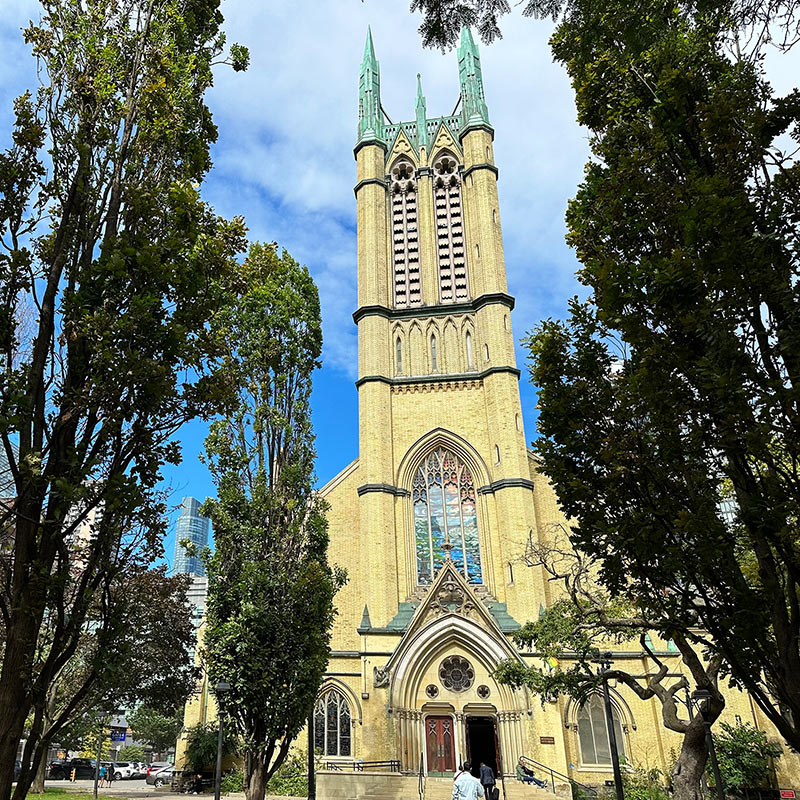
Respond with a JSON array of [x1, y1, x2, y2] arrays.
[[0, 1, 248, 798], [201, 243, 345, 800]]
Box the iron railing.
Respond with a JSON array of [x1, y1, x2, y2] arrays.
[[418, 752, 426, 800], [324, 760, 401, 772], [518, 755, 598, 798]]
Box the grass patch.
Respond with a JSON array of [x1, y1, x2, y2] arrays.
[[23, 789, 116, 800]]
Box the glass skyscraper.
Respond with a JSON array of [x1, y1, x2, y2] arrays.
[[173, 496, 209, 576]]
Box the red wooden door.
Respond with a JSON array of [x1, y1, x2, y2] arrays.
[[426, 715, 456, 775]]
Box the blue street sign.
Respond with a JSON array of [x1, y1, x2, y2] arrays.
[[110, 730, 126, 742]]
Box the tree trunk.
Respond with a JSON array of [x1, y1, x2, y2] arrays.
[[0, 669, 30, 800], [672, 722, 709, 800], [244, 758, 268, 800], [29, 749, 48, 794]]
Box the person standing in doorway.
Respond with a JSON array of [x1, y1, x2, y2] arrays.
[[479, 761, 496, 800]]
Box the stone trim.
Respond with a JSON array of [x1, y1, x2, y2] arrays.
[[477, 477, 536, 495], [355, 365, 520, 389], [462, 162, 499, 181], [356, 482, 411, 498], [353, 177, 387, 196], [353, 291, 514, 323], [353, 138, 388, 158], [459, 122, 495, 141]]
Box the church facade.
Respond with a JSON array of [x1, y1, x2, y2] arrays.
[[313, 26, 800, 793], [179, 27, 800, 798]]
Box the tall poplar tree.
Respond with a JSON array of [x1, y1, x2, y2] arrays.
[[201, 243, 344, 800], [0, 2, 248, 797]]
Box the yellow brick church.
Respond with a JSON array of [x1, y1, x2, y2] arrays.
[[180, 27, 800, 799]]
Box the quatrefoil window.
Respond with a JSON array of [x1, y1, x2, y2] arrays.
[[439, 656, 475, 692], [435, 157, 457, 176]]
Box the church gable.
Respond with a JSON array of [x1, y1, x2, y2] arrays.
[[386, 127, 419, 167], [428, 121, 462, 162]]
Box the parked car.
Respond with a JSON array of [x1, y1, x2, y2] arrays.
[[146, 762, 172, 778], [146, 765, 175, 788], [48, 758, 97, 780], [112, 762, 137, 780], [131, 762, 147, 778]]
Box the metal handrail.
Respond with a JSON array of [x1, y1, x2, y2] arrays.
[[323, 759, 401, 772], [418, 752, 426, 800], [518, 756, 597, 798]]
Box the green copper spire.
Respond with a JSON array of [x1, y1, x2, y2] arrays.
[[415, 73, 428, 150], [457, 26, 491, 133], [358, 26, 384, 145]]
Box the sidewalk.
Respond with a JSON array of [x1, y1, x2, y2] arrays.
[[54, 781, 245, 800], [54, 782, 301, 800]]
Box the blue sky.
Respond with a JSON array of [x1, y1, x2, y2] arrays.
[[1, 1, 796, 566]]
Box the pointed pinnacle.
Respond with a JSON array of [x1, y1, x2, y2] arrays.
[[460, 25, 477, 51], [363, 25, 377, 65]]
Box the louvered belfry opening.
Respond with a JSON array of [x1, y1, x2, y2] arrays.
[[391, 160, 421, 307], [433, 154, 468, 303]]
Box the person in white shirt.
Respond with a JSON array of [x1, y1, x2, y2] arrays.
[[452, 761, 483, 800]]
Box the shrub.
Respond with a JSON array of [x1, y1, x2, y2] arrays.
[[220, 768, 244, 795], [265, 751, 308, 797], [711, 722, 782, 793]]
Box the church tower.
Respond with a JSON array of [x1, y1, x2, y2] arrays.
[[315, 27, 567, 779], [352, 27, 544, 613]]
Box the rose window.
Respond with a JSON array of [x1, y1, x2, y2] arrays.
[[439, 656, 474, 692]]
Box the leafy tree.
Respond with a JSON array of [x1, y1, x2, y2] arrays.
[[26, 567, 196, 792], [711, 723, 782, 794], [0, 0, 248, 798], [184, 722, 238, 773], [128, 707, 184, 755], [495, 536, 724, 800], [202, 243, 345, 800], [406, 0, 800, 753], [406, 0, 800, 50], [118, 745, 146, 762]]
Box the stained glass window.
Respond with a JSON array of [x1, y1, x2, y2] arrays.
[[314, 688, 351, 757], [577, 695, 625, 766], [413, 448, 482, 584]]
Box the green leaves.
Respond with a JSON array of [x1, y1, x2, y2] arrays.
[[711, 723, 783, 792], [524, 0, 800, 753], [201, 243, 343, 795]]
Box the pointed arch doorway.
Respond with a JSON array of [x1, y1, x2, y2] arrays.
[[425, 715, 456, 776], [465, 715, 499, 778]]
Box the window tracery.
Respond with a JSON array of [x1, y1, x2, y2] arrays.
[[577, 695, 625, 766], [314, 688, 352, 757], [412, 447, 482, 584], [390, 160, 421, 307], [433, 155, 468, 303]]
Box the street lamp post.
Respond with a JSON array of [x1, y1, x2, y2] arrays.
[[93, 714, 104, 800], [214, 682, 231, 800], [593, 652, 624, 800], [692, 688, 725, 800], [307, 711, 316, 800]]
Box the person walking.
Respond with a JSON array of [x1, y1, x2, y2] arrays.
[[453, 761, 482, 800], [479, 761, 496, 800], [98, 764, 107, 788]]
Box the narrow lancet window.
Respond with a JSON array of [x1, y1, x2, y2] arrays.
[[466, 332, 473, 368], [396, 337, 403, 374], [431, 335, 438, 372], [433, 155, 468, 303], [391, 160, 421, 307]]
